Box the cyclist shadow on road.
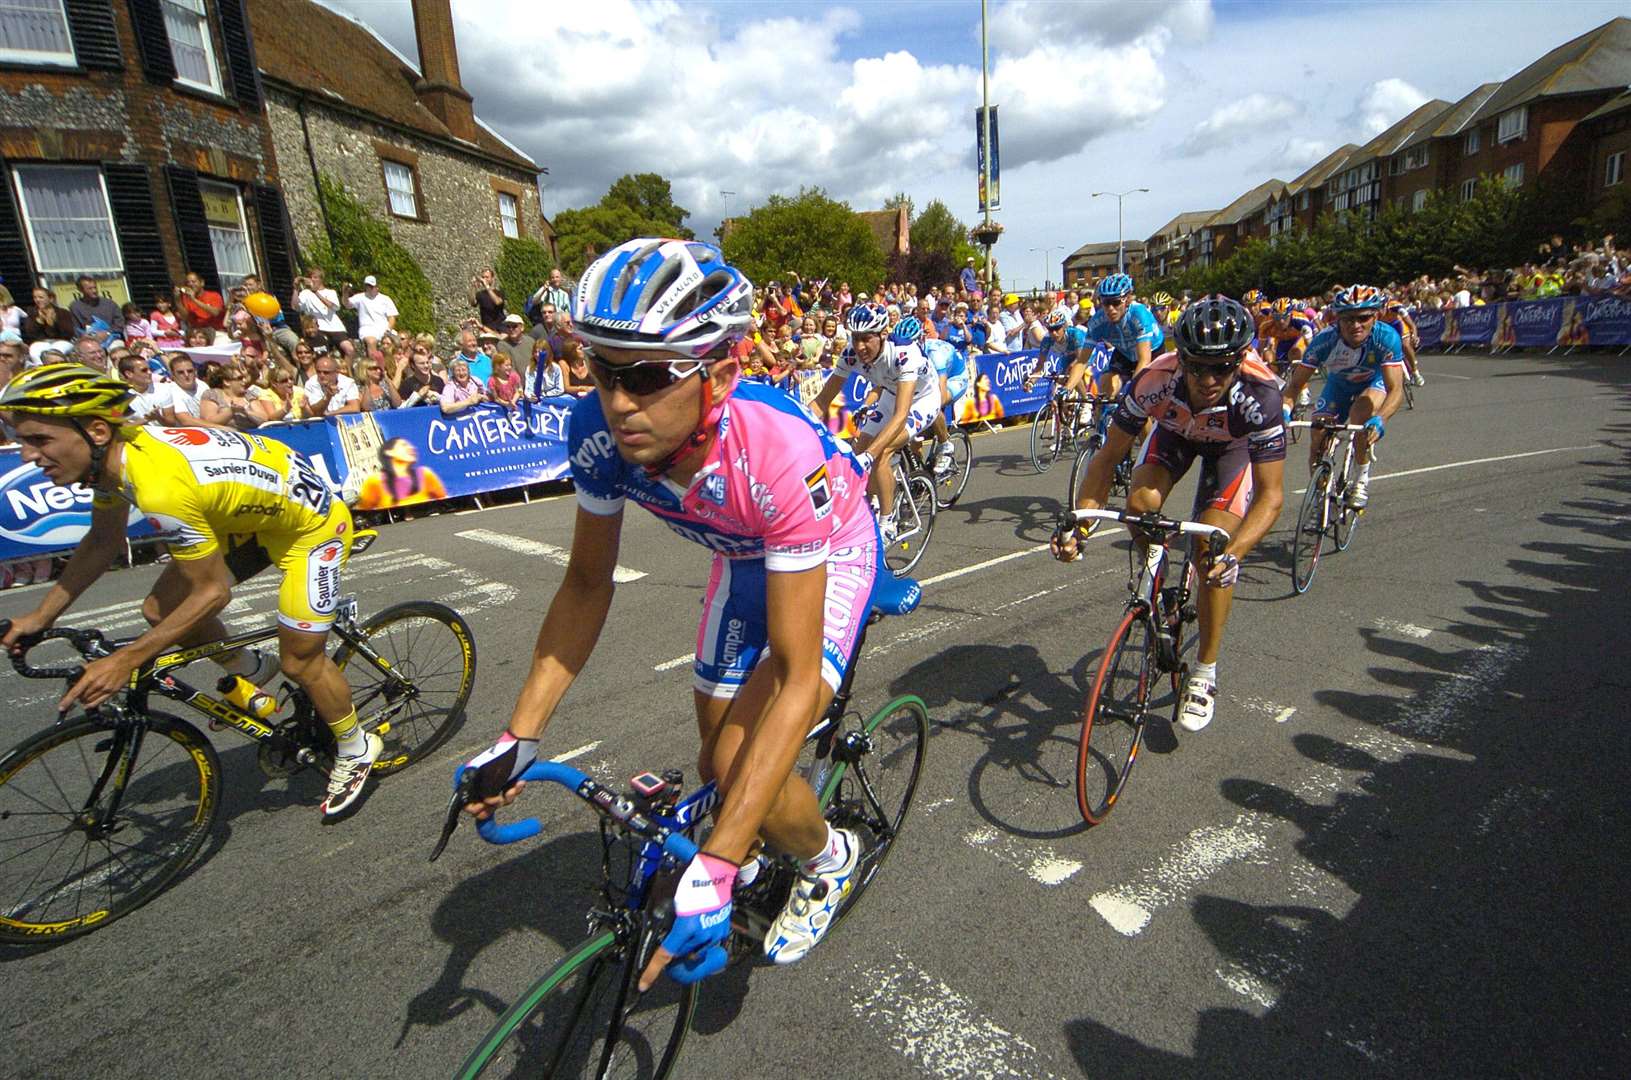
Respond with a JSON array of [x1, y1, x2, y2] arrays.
[[892, 641, 1096, 841], [1063, 448, 1631, 1077], [940, 490, 1068, 543]]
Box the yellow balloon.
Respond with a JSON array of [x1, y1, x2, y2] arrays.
[[244, 291, 281, 320]]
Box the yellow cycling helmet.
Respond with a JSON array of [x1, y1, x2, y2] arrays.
[[1152, 291, 1174, 307], [0, 362, 136, 421]]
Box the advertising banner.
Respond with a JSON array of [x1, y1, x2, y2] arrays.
[[1416, 296, 1629, 351], [976, 105, 1001, 213]]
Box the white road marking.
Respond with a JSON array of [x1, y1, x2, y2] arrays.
[[963, 826, 1083, 886], [1376, 618, 1433, 639], [1088, 816, 1271, 936], [1391, 642, 1522, 741], [1429, 371, 1473, 380], [852, 952, 1065, 1080], [1216, 964, 1280, 1009], [1274, 707, 1298, 724], [919, 797, 955, 815], [1291, 444, 1597, 495], [456, 528, 647, 582], [653, 654, 692, 672], [918, 543, 1050, 586], [550, 740, 602, 764], [456, 581, 520, 614]]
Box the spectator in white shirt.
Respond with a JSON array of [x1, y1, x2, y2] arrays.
[[156, 353, 204, 425], [303, 354, 362, 416], [296, 267, 347, 350], [347, 275, 398, 342], [998, 294, 1024, 340]]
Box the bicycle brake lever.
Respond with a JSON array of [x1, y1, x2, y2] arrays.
[[428, 771, 474, 863]]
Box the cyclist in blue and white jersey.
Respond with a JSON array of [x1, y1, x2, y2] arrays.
[[1023, 307, 1090, 396], [1083, 273, 1164, 394], [813, 306, 940, 536], [1282, 284, 1406, 509], [921, 329, 972, 472]]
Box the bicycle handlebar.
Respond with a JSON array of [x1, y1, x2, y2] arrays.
[[455, 761, 700, 863], [0, 620, 111, 683], [1066, 508, 1232, 556], [1286, 419, 1368, 432]]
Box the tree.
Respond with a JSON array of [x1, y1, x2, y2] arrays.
[[889, 199, 982, 289], [721, 188, 887, 292], [884, 191, 914, 220], [307, 174, 434, 334], [496, 236, 555, 317], [551, 173, 695, 278]]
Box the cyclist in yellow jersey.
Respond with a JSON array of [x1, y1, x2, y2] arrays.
[[0, 365, 379, 816]]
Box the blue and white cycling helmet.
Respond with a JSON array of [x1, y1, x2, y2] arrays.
[[1330, 284, 1385, 313], [573, 238, 754, 360], [889, 315, 924, 346], [1043, 307, 1072, 330], [1096, 273, 1135, 300], [846, 302, 890, 335]]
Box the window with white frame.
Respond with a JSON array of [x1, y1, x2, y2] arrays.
[[1412, 189, 1429, 212], [1460, 178, 1477, 202], [1496, 107, 1527, 144], [1465, 128, 1481, 155], [1502, 162, 1524, 187], [497, 191, 519, 239], [12, 164, 126, 294], [199, 180, 256, 290], [382, 159, 419, 218], [163, 0, 222, 94], [0, 0, 75, 66], [1297, 191, 1310, 211], [1607, 151, 1625, 188]]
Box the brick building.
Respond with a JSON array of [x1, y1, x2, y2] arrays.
[[0, 0, 294, 313], [1324, 99, 1451, 223], [249, 0, 548, 335], [1062, 240, 1144, 289], [1383, 84, 1501, 214], [1144, 209, 1215, 279], [1580, 90, 1631, 207], [1197, 179, 1285, 267]]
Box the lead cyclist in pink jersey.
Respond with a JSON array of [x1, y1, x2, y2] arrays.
[[462, 239, 881, 988]]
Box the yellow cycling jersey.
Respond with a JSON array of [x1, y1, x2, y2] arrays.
[[94, 426, 336, 560]]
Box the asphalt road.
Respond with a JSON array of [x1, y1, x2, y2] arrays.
[[3, 348, 1629, 1079]]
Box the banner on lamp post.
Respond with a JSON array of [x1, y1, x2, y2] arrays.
[[976, 105, 1001, 213]]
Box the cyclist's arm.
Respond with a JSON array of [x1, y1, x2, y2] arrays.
[[1283, 361, 1315, 399], [870, 379, 915, 449], [503, 507, 623, 742], [810, 369, 847, 415], [2, 501, 127, 647], [59, 549, 233, 710], [1377, 363, 1405, 424], [1133, 338, 1154, 374], [701, 562, 827, 863]]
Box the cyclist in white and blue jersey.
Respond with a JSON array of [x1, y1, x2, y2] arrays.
[[1024, 308, 1091, 397], [921, 331, 971, 472], [1282, 284, 1406, 509], [1083, 273, 1164, 393]]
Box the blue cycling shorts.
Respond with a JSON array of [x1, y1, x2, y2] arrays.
[[1315, 371, 1387, 420]]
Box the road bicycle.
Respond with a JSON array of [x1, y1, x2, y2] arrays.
[[853, 407, 937, 578], [1288, 418, 1371, 595], [906, 424, 973, 511], [0, 558, 475, 944], [1065, 393, 1134, 508], [1028, 380, 1093, 474], [1062, 507, 1230, 826], [436, 573, 928, 1079]]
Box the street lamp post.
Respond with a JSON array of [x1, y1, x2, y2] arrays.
[[1091, 188, 1150, 274], [1029, 246, 1062, 292], [720, 190, 735, 223]]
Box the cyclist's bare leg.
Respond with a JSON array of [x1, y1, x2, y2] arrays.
[[866, 428, 908, 518], [693, 677, 834, 861], [141, 562, 240, 668], [1125, 460, 1176, 516], [1347, 388, 1385, 466], [1192, 506, 1244, 666], [277, 625, 353, 731]]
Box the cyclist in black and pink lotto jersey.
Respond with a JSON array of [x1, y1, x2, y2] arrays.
[[463, 239, 887, 990]]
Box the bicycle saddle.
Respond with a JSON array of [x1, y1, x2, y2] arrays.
[[870, 574, 921, 619]]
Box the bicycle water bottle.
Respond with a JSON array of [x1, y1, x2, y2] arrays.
[[218, 674, 277, 720]]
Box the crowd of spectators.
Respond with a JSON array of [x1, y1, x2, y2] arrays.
[[1383, 234, 1631, 310]]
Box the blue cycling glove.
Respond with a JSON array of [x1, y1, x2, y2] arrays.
[[464, 732, 538, 802], [1365, 416, 1385, 441], [659, 851, 735, 985]]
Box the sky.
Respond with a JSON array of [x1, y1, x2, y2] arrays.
[[319, 0, 1627, 290]]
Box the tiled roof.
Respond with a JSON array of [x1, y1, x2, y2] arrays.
[[1401, 82, 1504, 150], [1147, 209, 1217, 240], [1286, 143, 1358, 194], [1467, 16, 1631, 125], [1581, 87, 1631, 124], [1207, 179, 1287, 227], [248, 0, 538, 173], [1064, 240, 1146, 267], [1346, 99, 1454, 164]]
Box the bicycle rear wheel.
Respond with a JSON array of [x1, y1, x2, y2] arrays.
[[1030, 405, 1060, 473], [0, 711, 219, 944], [933, 430, 973, 508], [1077, 607, 1155, 825], [1334, 492, 1361, 551], [884, 469, 936, 577], [818, 694, 928, 919], [456, 926, 697, 1079], [1291, 464, 1329, 595], [332, 601, 476, 776]]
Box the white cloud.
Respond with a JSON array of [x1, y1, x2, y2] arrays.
[[1351, 77, 1430, 138], [1264, 137, 1335, 174], [1173, 93, 1301, 158]]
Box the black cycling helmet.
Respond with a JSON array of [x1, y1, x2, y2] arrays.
[[1174, 295, 1255, 359]]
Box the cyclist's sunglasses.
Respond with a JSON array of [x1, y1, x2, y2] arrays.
[[1180, 356, 1241, 379], [587, 354, 706, 396]]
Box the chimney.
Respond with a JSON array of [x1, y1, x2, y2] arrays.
[[410, 0, 476, 142]]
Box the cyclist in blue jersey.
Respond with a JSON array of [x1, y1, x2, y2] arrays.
[[921, 332, 972, 471], [1023, 308, 1091, 398], [1282, 284, 1406, 509], [1083, 273, 1164, 395]]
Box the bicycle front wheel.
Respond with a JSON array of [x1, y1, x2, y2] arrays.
[[457, 927, 698, 1080], [884, 471, 936, 577], [1077, 607, 1155, 825], [1030, 405, 1060, 473], [0, 711, 219, 944], [333, 601, 476, 776], [1291, 465, 1329, 595], [934, 429, 973, 508]]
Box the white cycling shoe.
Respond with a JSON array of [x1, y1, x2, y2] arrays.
[[764, 828, 861, 965], [322, 732, 382, 816], [1177, 676, 1216, 732], [1347, 478, 1370, 509]]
